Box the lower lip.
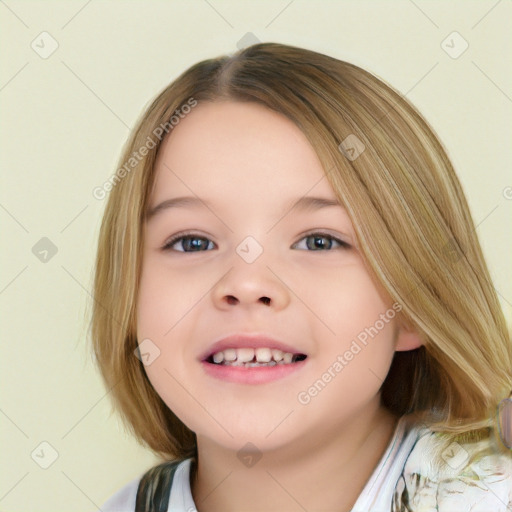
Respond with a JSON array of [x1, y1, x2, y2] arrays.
[[200, 359, 307, 384]]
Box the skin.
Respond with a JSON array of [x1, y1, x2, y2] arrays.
[[137, 100, 423, 511]]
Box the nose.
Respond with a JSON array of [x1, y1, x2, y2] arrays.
[[211, 251, 291, 311]]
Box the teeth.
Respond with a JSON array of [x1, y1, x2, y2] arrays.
[[271, 349, 284, 362], [223, 348, 237, 361], [209, 347, 304, 365], [237, 348, 255, 363], [212, 352, 224, 364], [255, 347, 272, 362]]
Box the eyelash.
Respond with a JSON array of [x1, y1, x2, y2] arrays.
[[161, 230, 351, 253]]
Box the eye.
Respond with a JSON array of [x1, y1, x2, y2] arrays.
[[161, 230, 351, 253], [162, 231, 215, 252], [293, 232, 351, 251]]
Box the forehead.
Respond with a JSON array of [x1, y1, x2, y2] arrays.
[[149, 101, 338, 206]]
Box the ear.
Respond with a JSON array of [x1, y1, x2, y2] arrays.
[[394, 321, 424, 352]]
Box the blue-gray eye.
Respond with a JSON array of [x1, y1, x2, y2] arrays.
[[293, 233, 350, 251], [162, 231, 350, 253], [163, 234, 214, 252]]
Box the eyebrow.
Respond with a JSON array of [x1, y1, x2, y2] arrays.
[[146, 195, 344, 220]]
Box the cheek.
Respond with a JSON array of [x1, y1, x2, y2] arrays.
[[304, 264, 394, 340], [298, 304, 397, 423], [136, 258, 204, 336], [141, 354, 204, 435], [135, 260, 210, 429], [303, 266, 398, 393]]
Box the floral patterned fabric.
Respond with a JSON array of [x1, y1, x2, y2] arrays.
[[391, 427, 512, 511]]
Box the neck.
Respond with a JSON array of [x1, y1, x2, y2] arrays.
[[190, 401, 399, 512]]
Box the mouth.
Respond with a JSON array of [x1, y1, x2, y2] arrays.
[[200, 336, 309, 384], [204, 347, 308, 367]]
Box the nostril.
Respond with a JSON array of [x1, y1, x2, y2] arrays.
[[226, 295, 238, 305], [260, 297, 271, 305]]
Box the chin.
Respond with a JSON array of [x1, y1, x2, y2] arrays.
[[193, 416, 301, 453]]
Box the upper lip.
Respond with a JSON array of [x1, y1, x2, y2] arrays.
[[199, 334, 307, 362]]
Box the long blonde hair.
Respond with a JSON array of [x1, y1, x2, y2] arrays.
[[89, 42, 512, 463]]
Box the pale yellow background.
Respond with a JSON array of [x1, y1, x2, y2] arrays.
[[1, 1, 511, 510]]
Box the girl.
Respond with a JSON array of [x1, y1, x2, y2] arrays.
[[91, 42, 512, 511]]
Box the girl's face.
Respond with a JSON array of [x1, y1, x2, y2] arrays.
[[137, 100, 420, 452]]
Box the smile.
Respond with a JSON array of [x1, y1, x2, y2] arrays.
[[202, 348, 308, 384], [206, 347, 307, 367]]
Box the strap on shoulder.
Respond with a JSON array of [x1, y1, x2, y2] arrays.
[[135, 459, 184, 512]]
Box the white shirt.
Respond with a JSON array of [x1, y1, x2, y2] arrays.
[[99, 415, 512, 511]]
